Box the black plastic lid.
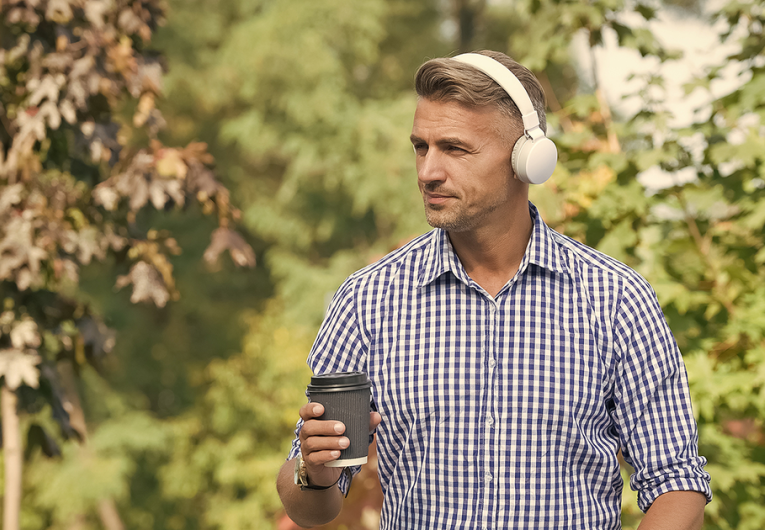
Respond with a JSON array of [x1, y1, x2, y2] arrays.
[[308, 371, 370, 391]]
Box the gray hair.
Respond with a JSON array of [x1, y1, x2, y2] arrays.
[[414, 50, 547, 136]]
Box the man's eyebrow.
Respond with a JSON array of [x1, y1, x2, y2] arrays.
[[409, 135, 468, 146], [436, 137, 467, 146]]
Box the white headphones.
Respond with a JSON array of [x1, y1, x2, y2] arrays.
[[452, 53, 557, 185]]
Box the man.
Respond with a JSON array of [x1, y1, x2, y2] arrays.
[[276, 50, 711, 529]]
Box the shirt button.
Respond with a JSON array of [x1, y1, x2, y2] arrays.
[[489, 358, 496, 368], [485, 472, 493, 483], [487, 416, 494, 427]]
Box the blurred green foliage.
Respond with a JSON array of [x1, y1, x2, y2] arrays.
[[2, 0, 765, 528]]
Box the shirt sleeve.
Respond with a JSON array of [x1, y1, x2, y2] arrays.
[[286, 276, 370, 495], [612, 274, 712, 512]]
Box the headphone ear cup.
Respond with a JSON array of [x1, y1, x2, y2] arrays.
[[511, 136, 558, 185]]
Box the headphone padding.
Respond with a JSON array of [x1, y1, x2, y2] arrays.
[[512, 136, 558, 185], [511, 137, 526, 182]]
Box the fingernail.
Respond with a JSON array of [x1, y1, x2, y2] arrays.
[[313, 405, 321, 415], [334, 423, 344, 434], [339, 437, 350, 448], [331, 450, 340, 458]]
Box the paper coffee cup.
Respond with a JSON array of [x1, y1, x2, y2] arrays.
[[307, 372, 371, 467]]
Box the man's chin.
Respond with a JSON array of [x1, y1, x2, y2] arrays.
[[425, 212, 464, 232]]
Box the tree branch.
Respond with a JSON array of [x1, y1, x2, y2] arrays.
[[536, 70, 574, 134], [677, 194, 735, 316], [2, 385, 22, 530], [588, 31, 621, 153]]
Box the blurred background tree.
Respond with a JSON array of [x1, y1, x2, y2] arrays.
[[0, 1, 254, 529], [2, 0, 764, 529]]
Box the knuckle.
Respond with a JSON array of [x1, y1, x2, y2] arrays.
[[301, 437, 318, 454], [305, 450, 326, 466]]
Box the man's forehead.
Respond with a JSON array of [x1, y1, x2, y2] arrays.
[[411, 98, 508, 138]]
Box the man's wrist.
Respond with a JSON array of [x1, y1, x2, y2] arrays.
[[293, 453, 352, 495]]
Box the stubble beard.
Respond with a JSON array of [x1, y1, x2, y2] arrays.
[[423, 200, 501, 233]]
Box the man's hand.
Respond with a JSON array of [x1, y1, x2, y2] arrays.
[[298, 402, 382, 487], [276, 405, 382, 528]]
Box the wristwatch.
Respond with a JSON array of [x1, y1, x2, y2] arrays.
[[294, 452, 334, 491], [293, 452, 352, 494]]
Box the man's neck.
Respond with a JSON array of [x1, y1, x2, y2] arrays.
[[447, 206, 533, 298]]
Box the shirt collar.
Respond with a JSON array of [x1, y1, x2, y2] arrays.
[[416, 202, 568, 288]]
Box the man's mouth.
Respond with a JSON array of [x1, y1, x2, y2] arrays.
[[423, 189, 456, 205]]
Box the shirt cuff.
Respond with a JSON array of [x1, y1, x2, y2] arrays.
[[636, 472, 713, 512]]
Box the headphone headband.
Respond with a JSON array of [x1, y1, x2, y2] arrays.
[[452, 53, 541, 133], [451, 53, 557, 185]]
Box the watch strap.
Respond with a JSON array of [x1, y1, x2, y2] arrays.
[[295, 454, 353, 497]]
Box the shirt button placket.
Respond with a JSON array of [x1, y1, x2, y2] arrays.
[[484, 301, 499, 529], [488, 304, 497, 375]]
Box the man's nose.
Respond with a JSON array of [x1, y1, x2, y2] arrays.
[[417, 150, 446, 184]]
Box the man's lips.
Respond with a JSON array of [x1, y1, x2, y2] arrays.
[[423, 191, 455, 205]]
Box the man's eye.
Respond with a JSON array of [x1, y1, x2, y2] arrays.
[[447, 145, 465, 153], [412, 144, 427, 154]]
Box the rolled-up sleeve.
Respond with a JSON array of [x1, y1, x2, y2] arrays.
[[286, 276, 369, 495], [612, 276, 712, 512]]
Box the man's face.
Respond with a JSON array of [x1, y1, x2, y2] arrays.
[[410, 98, 524, 233]]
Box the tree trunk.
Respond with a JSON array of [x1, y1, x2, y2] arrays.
[[97, 499, 125, 530], [2, 385, 22, 530], [456, 0, 486, 53], [58, 360, 125, 530]]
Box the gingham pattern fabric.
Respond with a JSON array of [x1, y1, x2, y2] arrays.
[[288, 203, 711, 530]]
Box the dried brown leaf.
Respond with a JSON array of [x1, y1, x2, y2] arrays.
[[28, 74, 62, 107], [45, 0, 74, 24], [42, 52, 73, 71], [187, 161, 223, 195], [0, 349, 41, 390], [40, 100, 61, 130], [129, 59, 163, 97], [133, 92, 155, 127], [118, 8, 146, 35], [16, 268, 34, 291], [155, 148, 186, 179], [0, 215, 48, 284], [58, 99, 75, 124], [203, 227, 256, 268], [115, 261, 170, 307], [10, 318, 40, 349], [75, 226, 101, 265], [53, 258, 79, 283], [84, 0, 110, 29], [92, 184, 119, 210], [127, 173, 149, 211], [0, 184, 24, 213], [107, 36, 136, 74]]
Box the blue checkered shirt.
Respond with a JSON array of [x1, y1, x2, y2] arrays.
[[288, 203, 711, 529]]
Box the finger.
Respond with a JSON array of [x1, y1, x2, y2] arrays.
[[299, 402, 324, 421], [369, 411, 382, 432], [302, 435, 350, 456], [301, 418, 345, 439], [304, 448, 344, 467]]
